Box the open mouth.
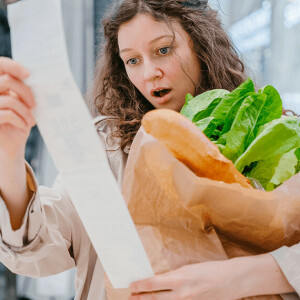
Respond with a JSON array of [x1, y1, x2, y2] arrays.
[[153, 89, 172, 98]]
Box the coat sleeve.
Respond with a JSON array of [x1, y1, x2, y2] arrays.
[[270, 244, 300, 298], [0, 162, 90, 278]]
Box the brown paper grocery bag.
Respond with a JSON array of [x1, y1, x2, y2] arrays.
[[105, 127, 300, 299]]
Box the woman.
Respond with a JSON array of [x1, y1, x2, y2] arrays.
[[0, 0, 297, 299]]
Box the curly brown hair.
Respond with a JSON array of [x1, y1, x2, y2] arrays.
[[89, 0, 247, 150]]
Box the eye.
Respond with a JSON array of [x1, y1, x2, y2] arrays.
[[126, 58, 139, 65], [158, 47, 171, 55]]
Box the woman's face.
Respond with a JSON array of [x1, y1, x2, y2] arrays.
[[118, 13, 201, 112]]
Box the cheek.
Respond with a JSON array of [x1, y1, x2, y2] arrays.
[[176, 43, 200, 74], [164, 56, 185, 80], [183, 52, 201, 83], [168, 57, 194, 92], [126, 68, 144, 90]]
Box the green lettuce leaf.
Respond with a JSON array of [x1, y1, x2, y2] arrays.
[[235, 117, 300, 172], [248, 149, 298, 191], [192, 97, 222, 123], [219, 92, 256, 139], [244, 85, 283, 149], [268, 150, 298, 190], [257, 85, 282, 127], [210, 78, 255, 128], [180, 89, 229, 121], [295, 148, 300, 173], [185, 93, 194, 102], [194, 117, 218, 137], [222, 93, 266, 162]]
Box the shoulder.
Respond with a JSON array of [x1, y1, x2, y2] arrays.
[[92, 116, 130, 185], [93, 115, 119, 149], [92, 115, 130, 154], [93, 115, 118, 132]]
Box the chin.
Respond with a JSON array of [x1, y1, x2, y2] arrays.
[[168, 103, 184, 112], [159, 104, 182, 112]]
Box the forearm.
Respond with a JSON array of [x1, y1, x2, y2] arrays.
[[0, 154, 33, 230], [230, 253, 295, 299]]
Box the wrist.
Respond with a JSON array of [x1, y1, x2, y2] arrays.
[[220, 258, 246, 300], [0, 148, 25, 174], [0, 159, 25, 188], [0, 158, 32, 231], [0, 147, 25, 164], [228, 255, 257, 299]]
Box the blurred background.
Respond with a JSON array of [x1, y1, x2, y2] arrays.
[[0, 0, 299, 299]]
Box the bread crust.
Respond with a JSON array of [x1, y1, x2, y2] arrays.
[[142, 109, 252, 188]]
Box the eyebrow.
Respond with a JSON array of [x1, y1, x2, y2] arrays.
[[119, 34, 174, 54]]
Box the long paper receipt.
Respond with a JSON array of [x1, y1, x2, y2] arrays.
[[8, 0, 154, 288]]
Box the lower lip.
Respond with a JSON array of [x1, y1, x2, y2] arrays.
[[154, 90, 172, 105]]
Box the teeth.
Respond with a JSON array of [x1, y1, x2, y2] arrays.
[[154, 90, 162, 97], [154, 89, 170, 97]]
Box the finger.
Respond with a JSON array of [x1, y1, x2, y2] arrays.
[[128, 290, 177, 300], [0, 57, 30, 80], [0, 96, 36, 127], [0, 74, 35, 108], [130, 274, 177, 294], [0, 110, 27, 130]]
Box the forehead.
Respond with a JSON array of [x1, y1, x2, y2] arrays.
[[118, 13, 186, 50]]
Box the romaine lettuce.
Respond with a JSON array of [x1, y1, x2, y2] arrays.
[[180, 78, 300, 190]]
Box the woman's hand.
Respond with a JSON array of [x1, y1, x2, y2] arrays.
[[0, 57, 37, 229], [129, 254, 295, 300], [129, 260, 236, 300], [0, 56, 36, 161]]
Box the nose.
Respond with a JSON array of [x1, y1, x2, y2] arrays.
[[143, 59, 163, 81]]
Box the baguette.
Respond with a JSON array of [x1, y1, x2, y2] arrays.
[[142, 109, 252, 188]]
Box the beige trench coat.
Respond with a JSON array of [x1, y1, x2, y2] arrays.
[[0, 116, 299, 300]]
